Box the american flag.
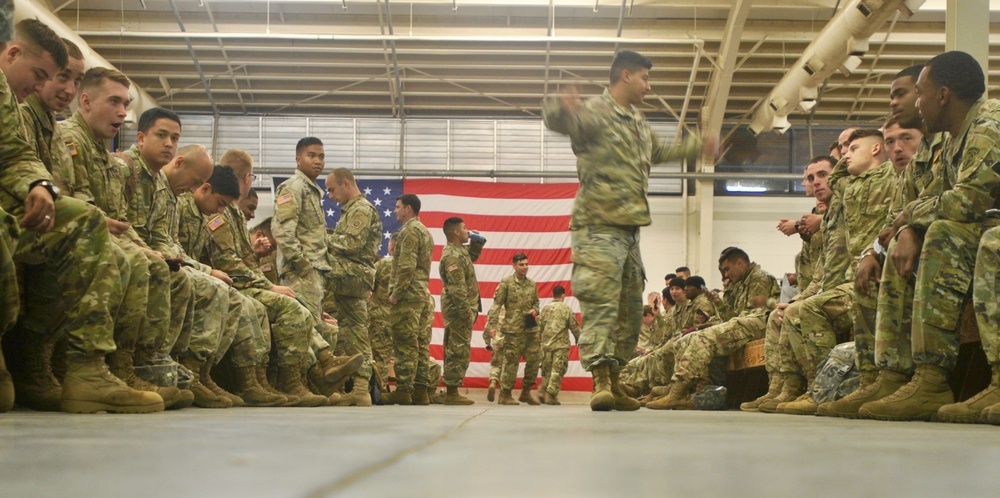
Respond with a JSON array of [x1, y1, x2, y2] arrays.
[[272, 177, 591, 391]]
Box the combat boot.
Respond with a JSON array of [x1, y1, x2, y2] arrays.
[[412, 386, 431, 405], [202, 355, 244, 407], [781, 392, 819, 415], [589, 364, 614, 411], [12, 336, 62, 412], [646, 381, 693, 410], [498, 388, 520, 405], [256, 364, 296, 407], [543, 391, 560, 405], [0, 342, 14, 413], [231, 365, 285, 407], [758, 373, 805, 413], [430, 390, 446, 404], [335, 375, 373, 406], [60, 356, 164, 414], [859, 364, 954, 421], [938, 364, 1000, 423], [107, 349, 187, 411], [823, 370, 908, 419], [487, 379, 497, 402], [275, 363, 328, 407], [383, 389, 412, 405], [741, 373, 784, 412], [519, 387, 540, 405], [177, 355, 232, 409], [982, 401, 1000, 425], [314, 348, 362, 385], [610, 369, 641, 411], [444, 385, 475, 405]]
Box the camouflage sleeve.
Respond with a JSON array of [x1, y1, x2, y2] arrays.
[[468, 237, 485, 262], [485, 278, 508, 331], [651, 132, 701, 166], [904, 129, 1000, 229], [567, 308, 581, 343], [391, 226, 421, 300], [205, 215, 270, 290], [329, 203, 375, 256], [541, 95, 600, 145], [0, 77, 53, 208], [745, 273, 778, 311], [827, 156, 850, 195], [440, 252, 468, 317], [271, 183, 312, 275], [531, 285, 540, 316]]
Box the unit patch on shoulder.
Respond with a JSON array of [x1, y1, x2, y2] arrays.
[[447, 264, 459, 273], [261, 263, 272, 272], [67, 143, 78, 157], [207, 216, 226, 231], [276, 193, 294, 205]]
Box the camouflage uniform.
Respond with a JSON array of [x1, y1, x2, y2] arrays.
[[368, 255, 393, 374], [439, 239, 485, 387], [542, 89, 700, 372], [974, 226, 1000, 365], [872, 133, 942, 374], [271, 170, 335, 355], [487, 272, 541, 391], [904, 99, 1000, 372], [421, 292, 440, 389], [764, 227, 825, 377], [671, 263, 779, 386], [61, 111, 190, 355], [259, 252, 279, 285], [536, 300, 580, 397], [389, 216, 434, 393], [327, 193, 382, 382], [0, 70, 119, 359]]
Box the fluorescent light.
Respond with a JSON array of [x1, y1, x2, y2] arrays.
[[726, 184, 767, 193]]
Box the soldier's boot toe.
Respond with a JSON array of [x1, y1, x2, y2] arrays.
[[758, 374, 806, 414], [589, 364, 614, 412], [543, 392, 561, 405], [610, 369, 640, 411], [827, 370, 908, 419], [646, 381, 693, 410], [256, 364, 294, 407], [335, 388, 373, 407], [316, 349, 363, 385], [519, 387, 540, 405], [741, 373, 784, 413], [411, 387, 431, 405], [781, 393, 819, 415], [232, 365, 285, 407], [60, 357, 164, 414], [275, 363, 327, 407], [498, 389, 520, 406], [444, 386, 475, 405], [939, 365, 1000, 423], [859, 364, 953, 421], [487, 380, 497, 402], [382, 389, 412, 405]]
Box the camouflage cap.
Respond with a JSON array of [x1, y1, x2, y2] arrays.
[[0, 0, 13, 43], [692, 385, 728, 410], [249, 216, 272, 233]]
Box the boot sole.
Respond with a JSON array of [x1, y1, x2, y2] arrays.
[[61, 399, 165, 414], [194, 401, 232, 409], [858, 409, 935, 422], [323, 356, 365, 384], [936, 412, 981, 424], [487, 386, 496, 402], [590, 392, 615, 411]]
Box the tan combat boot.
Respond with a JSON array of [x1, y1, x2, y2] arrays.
[[938, 364, 1000, 423], [203, 355, 245, 407], [823, 369, 908, 419], [519, 387, 540, 405], [177, 355, 232, 409], [859, 364, 954, 421], [107, 349, 186, 410], [275, 362, 328, 407], [12, 336, 62, 412], [60, 356, 164, 414], [231, 365, 285, 407], [335, 375, 373, 407], [444, 385, 474, 405], [0, 342, 14, 413], [741, 372, 785, 413], [817, 370, 877, 417], [543, 391, 561, 405], [646, 381, 693, 410], [382, 389, 412, 405], [610, 369, 641, 411], [498, 388, 520, 405], [314, 348, 363, 386], [256, 364, 296, 407], [487, 379, 498, 402], [981, 401, 1000, 425], [411, 385, 431, 405], [758, 373, 805, 413], [430, 390, 446, 404], [589, 364, 614, 411]]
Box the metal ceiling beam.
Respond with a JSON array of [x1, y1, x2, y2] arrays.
[[253, 167, 806, 181], [73, 31, 707, 45], [168, 0, 220, 115], [203, 1, 252, 112]]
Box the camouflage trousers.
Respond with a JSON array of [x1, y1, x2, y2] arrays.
[[874, 235, 915, 374], [226, 287, 270, 367], [420, 293, 437, 388], [124, 240, 173, 355], [332, 294, 373, 380], [368, 305, 393, 374], [764, 303, 801, 376], [782, 283, 853, 379], [442, 309, 474, 387], [570, 225, 643, 372], [852, 284, 878, 373], [622, 335, 689, 394], [673, 313, 766, 385], [280, 269, 335, 356], [538, 348, 569, 396], [974, 226, 1000, 364], [912, 220, 982, 372], [155, 263, 194, 356], [389, 293, 434, 392], [172, 269, 228, 361], [500, 331, 541, 391], [10, 198, 119, 358], [0, 208, 17, 336], [241, 287, 312, 367], [488, 332, 504, 384]]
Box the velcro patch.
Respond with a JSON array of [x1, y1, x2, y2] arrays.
[[67, 143, 78, 157], [261, 263, 272, 272], [207, 216, 226, 231], [276, 193, 293, 205], [447, 264, 459, 273]]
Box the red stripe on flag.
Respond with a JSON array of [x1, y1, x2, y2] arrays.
[[420, 212, 570, 233], [429, 279, 572, 299], [433, 313, 581, 330], [405, 179, 578, 199], [430, 246, 572, 266]]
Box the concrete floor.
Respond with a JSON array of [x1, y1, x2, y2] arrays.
[[2, 389, 1000, 498]]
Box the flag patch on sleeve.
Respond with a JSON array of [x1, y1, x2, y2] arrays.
[[276, 193, 293, 205], [207, 216, 226, 231]]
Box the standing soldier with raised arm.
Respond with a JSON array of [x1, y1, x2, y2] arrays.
[[543, 49, 709, 411], [438, 217, 486, 405], [537, 285, 581, 405]]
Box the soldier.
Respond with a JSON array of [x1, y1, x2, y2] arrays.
[[619, 277, 690, 398], [862, 52, 1000, 421], [368, 231, 396, 389], [648, 247, 779, 410], [537, 285, 581, 405], [0, 15, 161, 414], [972, 224, 1000, 425], [542, 49, 709, 411], [383, 193, 434, 405], [437, 216, 485, 405], [249, 217, 279, 285], [323, 167, 382, 407], [238, 188, 258, 221], [487, 253, 541, 406]]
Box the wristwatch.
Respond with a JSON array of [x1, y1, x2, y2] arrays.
[[29, 180, 61, 201]]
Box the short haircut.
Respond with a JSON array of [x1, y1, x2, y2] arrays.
[[662, 289, 675, 306], [828, 141, 839, 153], [331, 167, 354, 185], [719, 246, 750, 265], [847, 128, 884, 145], [137, 107, 181, 134], [809, 155, 836, 167], [893, 64, 923, 83], [685, 276, 706, 289], [675, 266, 690, 274], [245, 188, 258, 199], [207, 165, 241, 199], [396, 193, 421, 214], [925, 51, 986, 103], [553, 285, 566, 298], [14, 19, 67, 69], [296, 136, 323, 154], [669, 277, 686, 288], [642, 305, 654, 317], [61, 38, 82, 61], [219, 149, 253, 178], [664, 273, 676, 281], [250, 216, 272, 234], [442, 216, 464, 236], [610, 50, 652, 85], [512, 253, 528, 264], [81, 66, 129, 95]]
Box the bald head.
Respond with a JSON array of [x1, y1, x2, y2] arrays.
[[163, 144, 213, 196]]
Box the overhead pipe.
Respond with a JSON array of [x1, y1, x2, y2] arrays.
[[253, 167, 806, 181]]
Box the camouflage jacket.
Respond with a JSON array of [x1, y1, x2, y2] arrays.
[[328, 193, 382, 296], [204, 204, 271, 290], [273, 169, 331, 276], [370, 255, 393, 318], [123, 145, 180, 259], [259, 253, 279, 285], [842, 160, 896, 281], [18, 95, 82, 201], [175, 193, 215, 274], [685, 293, 720, 329], [538, 300, 581, 351], [0, 70, 52, 219], [439, 240, 485, 320], [885, 132, 945, 231], [653, 303, 684, 345], [716, 262, 779, 321], [904, 98, 1000, 230], [391, 216, 433, 302], [818, 156, 852, 292], [486, 273, 540, 335], [542, 89, 701, 228]]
